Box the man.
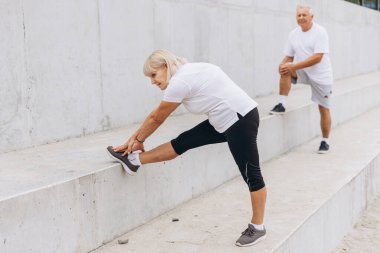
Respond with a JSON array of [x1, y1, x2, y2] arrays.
[[270, 5, 333, 154]]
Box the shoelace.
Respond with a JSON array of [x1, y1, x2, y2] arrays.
[[274, 104, 283, 111], [241, 227, 256, 237]]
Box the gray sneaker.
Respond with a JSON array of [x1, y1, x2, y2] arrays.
[[235, 224, 266, 247], [106, 146, 140, 175]]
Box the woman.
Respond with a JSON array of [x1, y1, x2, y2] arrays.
[[107, 49, 267, 247]]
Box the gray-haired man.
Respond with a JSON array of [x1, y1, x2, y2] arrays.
[[270, 5, 333, 154]]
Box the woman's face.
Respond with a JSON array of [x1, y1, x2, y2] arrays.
[[150, 66, 168, 90]]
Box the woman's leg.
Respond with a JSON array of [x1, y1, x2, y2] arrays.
[[250, 187, 267, 224], [225, 108, 266, 225], [139, 142, 178, 164], [140, 119, 226, 164]]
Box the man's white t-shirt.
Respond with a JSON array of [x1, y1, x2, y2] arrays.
[[284, 22, 333, 85], [163, 63, 257, 133]]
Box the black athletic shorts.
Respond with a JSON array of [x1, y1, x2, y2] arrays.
[[171, 108, 264, 192]]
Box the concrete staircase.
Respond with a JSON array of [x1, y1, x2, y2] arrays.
[[1, 71, 380, 253], [93, 105, 380, 253]]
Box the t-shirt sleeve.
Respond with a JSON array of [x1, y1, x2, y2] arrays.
[[283, 34, 295, 57], [163, 78, 191, 103], [314, 29, 329, 54]]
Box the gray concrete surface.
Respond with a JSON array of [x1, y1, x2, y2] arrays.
[[1, 0, 380, 153], [91, 105, 380, 253], [2, 71, 379, 202], [1, 72, 380, 252], [334, 195, 380, 253]]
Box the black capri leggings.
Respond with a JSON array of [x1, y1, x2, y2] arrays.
[[171, 108, 264, 192]]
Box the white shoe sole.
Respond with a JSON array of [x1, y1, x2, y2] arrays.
[[235, 234, 266, 247], [317, 150, 330, 154], [269, 111, 285, 115], [106, 149, 136, 175]]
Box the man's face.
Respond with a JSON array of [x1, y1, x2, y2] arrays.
[[296, 8, 313, 31]]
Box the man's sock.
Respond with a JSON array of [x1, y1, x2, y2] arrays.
[[322, 137, 329, 144], [251, 223, 264, 231], [128, 151, 142, 166], [279, 95, 287, 106]]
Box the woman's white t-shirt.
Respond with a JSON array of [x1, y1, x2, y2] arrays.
[[284, 22, 333, 85], [163, 63, 257, 133]]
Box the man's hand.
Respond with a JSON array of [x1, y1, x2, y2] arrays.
[[279, 62, 295, 75]]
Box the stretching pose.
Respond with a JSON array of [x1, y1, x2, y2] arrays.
[[107, 49, 267, 247], [270, 5, 333, 153]]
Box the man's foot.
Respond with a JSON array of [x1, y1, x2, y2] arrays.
[[269, 103, 286, 115], [106, 146, 140, 175], [318, 141, 330, 154], [235, 224, 266, 247]]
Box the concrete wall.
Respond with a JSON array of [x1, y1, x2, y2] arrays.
[[1, 0, 380, 153]]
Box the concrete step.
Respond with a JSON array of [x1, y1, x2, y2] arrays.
[[333, 195, 380, 253], [92, 105, 380, 253], [0, 71, 380, 253]]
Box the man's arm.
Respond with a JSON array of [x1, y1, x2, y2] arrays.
[[291, 53, 323, 70], [280, 56, 294, 65]]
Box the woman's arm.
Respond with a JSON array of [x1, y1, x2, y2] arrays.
[[114, 101, 181, 155]]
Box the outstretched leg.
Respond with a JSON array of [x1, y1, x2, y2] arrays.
[[139, 142, 178, 164], [140, 119, 226, 164]]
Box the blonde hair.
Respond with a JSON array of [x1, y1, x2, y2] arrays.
[[143, 49, 188, 81], [297, 5, 314, 16]]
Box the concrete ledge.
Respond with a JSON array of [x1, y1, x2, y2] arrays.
[[0, 71, 380, 252], [92, 105, 380, 253]]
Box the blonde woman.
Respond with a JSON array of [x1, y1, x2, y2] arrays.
[[107, 49, 267, 247]]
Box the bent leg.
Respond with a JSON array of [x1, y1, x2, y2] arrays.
[[280, 72, 293, 96], [319, 105, 331, 138]]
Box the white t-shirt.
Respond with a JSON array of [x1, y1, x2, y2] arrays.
[[163, 63, 257, 133], [284, 22, 333, 85]]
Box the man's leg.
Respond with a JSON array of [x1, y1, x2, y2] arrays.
[[270, 72, 295, 114], [280, 72, 292, 96], [318, 105, 331, 138]]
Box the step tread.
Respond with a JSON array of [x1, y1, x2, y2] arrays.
[[333, 195, 380, 252], [0, 71, 379, 200], [92, 105, 380, 253]]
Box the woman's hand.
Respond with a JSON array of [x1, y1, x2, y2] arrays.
[[124, 140, 145, 156], [113, 137, 145, 156], [112, 101, 180, 156]]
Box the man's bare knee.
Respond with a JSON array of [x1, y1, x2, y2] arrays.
[[280, 72, 291, 78], [318, 105, 330, 115]]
